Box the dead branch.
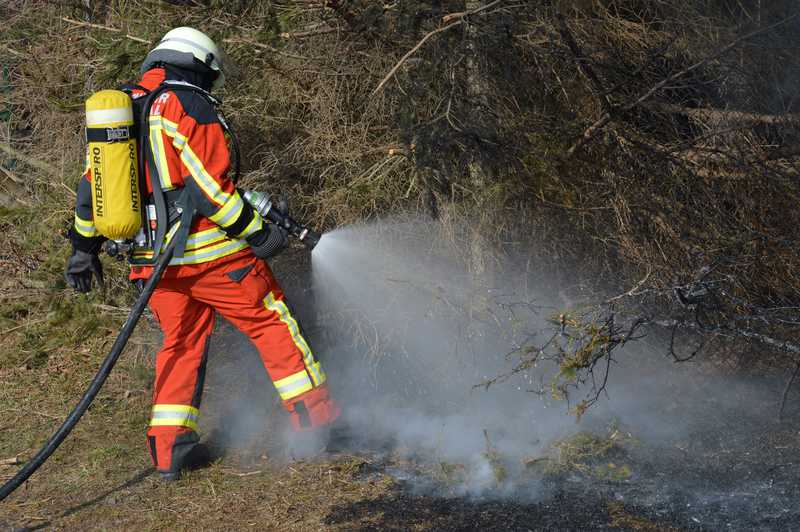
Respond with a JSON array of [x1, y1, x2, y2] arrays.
[[568, 13, 800, 155], [371, 21, 463, 97], [60, 17, 150, 44], [371, 0, 504, 97], [651, 319, 800, 356], [606, 267, 652, 303], [556, 12, 613, 114], [643, 102, 800, 126]]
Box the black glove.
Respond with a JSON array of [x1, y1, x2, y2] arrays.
[[65, 249, 104, 293], [247, 224, 289, 260]]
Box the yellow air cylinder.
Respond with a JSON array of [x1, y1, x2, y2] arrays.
[[85, 89, 142, 240]]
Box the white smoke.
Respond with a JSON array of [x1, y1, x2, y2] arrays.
[[200, 217, 797, 527]]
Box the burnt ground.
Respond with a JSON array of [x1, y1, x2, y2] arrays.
[[2, 248, 800, 531]]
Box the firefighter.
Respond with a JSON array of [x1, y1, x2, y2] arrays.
[[64, 27, 341, 480]]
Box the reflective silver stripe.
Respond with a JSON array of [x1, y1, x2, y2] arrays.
[[168, 239, 248, 265], [151, 411, 199, 423], [185, 228, 227, 250], [86, 107, 132, 126], [149, 125, 173, 190], [210, 195, 244, 227], [273, 370, 314, 401], [158, 37, 213, 58], [264, 293, 324, 386], [276, 374, 312, 394], [179, 145, 230, 205]]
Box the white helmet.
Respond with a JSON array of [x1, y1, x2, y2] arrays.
[[141, 27, 227, 90]]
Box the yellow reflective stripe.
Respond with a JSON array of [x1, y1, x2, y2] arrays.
[[151, 115, 179, 134], [149, 116, 187, 151], [180, 144, 231, 207], [149, 404, 199, 430], [168, 239, 248, 266], [183, 227, 228, 251], [131, 235, 248, 264], [236, 214, 263, 239], [208, 192, 244, 228], [264, 292, 325, 387], [173, 131, 187, 150], [149, 124, 174, 190], [74, 214, 98, 237], [273, 369, 314, 401]]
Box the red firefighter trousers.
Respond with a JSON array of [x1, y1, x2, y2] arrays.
[[146, 254, 340, 473]]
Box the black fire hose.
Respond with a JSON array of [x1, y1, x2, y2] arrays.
[[0, 236, 178, 502]]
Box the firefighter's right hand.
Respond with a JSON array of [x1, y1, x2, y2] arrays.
[[246, 224, 289, 260], [65, 249, 104, 293]]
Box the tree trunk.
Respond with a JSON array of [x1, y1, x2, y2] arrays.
[[464, 0, 493, 280]]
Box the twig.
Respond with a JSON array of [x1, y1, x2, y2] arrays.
[[0, 142, 58, 177], [222, 469, 263, 477], [222, 37, 310, 61], [60, 17, 150, 44], [0, 318, 47, 337], [124, 34, 151, 45], [442, 0, 505, 23], [0, 43, 27, 58], [371, 0, 504, 97], [371, 21, 462, 97], [0, 457, 22, 466], [778, 359, 800, 420], [61, 16, 121, 32], [606, 267, 652, 303], [652, 319, 800, 355], [280, 27, 337, 39]]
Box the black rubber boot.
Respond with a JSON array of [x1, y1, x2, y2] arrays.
[[159, 470, 181, 482], [158, 442, 212, 481]]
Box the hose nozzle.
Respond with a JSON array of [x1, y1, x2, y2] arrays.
[[298, 227, 321, 250], [243, 189, 321, 251]]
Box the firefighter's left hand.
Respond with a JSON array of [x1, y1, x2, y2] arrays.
[[247, 224, 289, 260], [65, 249, 104, 293]]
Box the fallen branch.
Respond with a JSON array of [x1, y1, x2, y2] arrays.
[[0, 457, 22, 466], [568, 13, 800, 155], [642, 102, 800, 126]]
